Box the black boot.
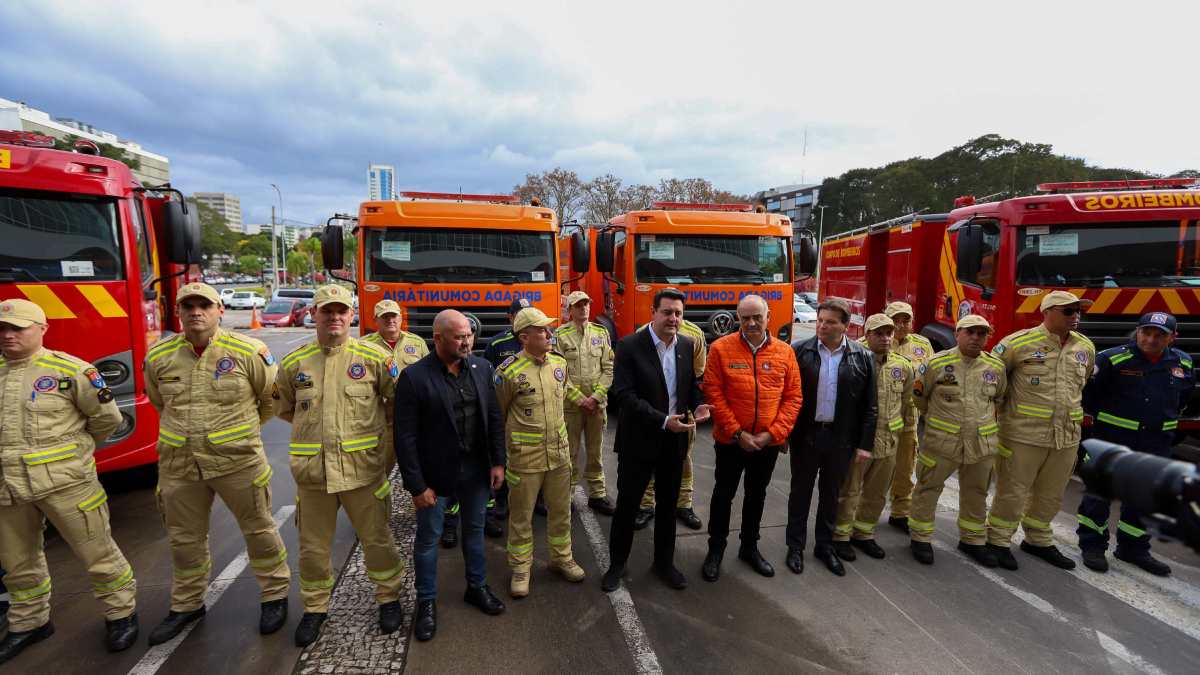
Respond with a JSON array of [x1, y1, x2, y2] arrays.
[[379, 601, 403, 634], [414, 600, 436, 641], [484, 515, 504, 538], [957, 541, 997, 568], [910, 541, 934, 565], [0, 621, 54, 665], [701, 547, 724, 582], [1081, 548, 1109, 573], [988, 544, 1019, 570], [888, 516, 910, 533], [1114, 549, 1171, 576], [105, 613, 139, 652], [832, 541, 856, 562], [259, 599, 288, 635], [738, 547, 775, 577], [632, 508, 654, 531], [294, 612, 327, 647], [148, 607, 206, 646], [1020, 541, 1076, 570], [851, 538, 886, 559]]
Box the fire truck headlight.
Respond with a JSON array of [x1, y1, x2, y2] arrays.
[[96, 360, 130, 386]]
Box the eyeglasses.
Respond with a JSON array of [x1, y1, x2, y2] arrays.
[[1056, 306, 1081, 317]]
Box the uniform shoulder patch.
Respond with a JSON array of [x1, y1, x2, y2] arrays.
[[258, 347, 275, 366], [498, 354, 518, 371], [891, 352, 911, 364]]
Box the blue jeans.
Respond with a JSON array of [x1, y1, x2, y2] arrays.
[[414, 461, 491, 601]]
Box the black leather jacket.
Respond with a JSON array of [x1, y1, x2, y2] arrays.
[[790, 336, 877, 452]]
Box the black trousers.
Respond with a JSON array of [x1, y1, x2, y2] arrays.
[[609, 441, 685, 570], [785, 425, 854, 552], [707, 443, 781, 551]]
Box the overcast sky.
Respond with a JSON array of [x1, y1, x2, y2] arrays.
[[2, 0, 1195, 226]]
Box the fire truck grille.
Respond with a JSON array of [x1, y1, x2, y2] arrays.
[[405, 305, 514, 351], [684, 305, 740, 342]]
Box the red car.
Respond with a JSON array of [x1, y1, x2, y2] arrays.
[[261, 299, 308, 327]]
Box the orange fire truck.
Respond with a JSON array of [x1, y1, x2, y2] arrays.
[[574, 202, 797, 342], [1, 130, 202, 472], [808, 177, 1200, 427], [322, 192, 568, 347]]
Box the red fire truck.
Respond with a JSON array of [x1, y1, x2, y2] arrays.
[[807, 177, 1200, 427], [1, 130, 201, 472]]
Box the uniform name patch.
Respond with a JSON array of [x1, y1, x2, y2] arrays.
[[34, 376, 57, 392], [348, 363, 366, 380], [728, 363, 750, 369]]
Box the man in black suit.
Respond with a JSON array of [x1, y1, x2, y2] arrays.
[[603, 288, 711, 592], [395, 310, 507, 642], [786, 298, 878, 577]]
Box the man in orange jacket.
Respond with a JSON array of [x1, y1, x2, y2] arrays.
[[700, 295, 803, 582]]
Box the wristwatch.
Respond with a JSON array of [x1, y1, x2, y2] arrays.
[[734, 430, 745, 443]]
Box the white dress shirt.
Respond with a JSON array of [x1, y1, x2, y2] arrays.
[[649, 327, 678, 427], [814, 336, 846, 422]]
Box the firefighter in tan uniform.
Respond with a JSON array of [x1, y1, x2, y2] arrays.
[[362, 299, 428, 472], [987, 291, 1094, 571], [276, 285, 404, 646], [882, 301, 934, 531], [907, 315, 1007, 567], [554, 291, 615, 515], [833, 314, 914, 561], [638, 318, 707, 530], [143, 283, 290, 645], [0, 299, 138, 663], [494, 307, 587, 598]]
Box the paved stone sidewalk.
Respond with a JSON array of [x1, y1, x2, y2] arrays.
[[294, 468, 416, 674]]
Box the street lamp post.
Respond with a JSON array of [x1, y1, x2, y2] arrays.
[[270, 184, 283, 289], [816, 205, 828, 284]]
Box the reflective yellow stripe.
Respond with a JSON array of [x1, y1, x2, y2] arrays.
[[1163, 420, 1179, 431], [158, 429, 186, 447], [288, 442, 321, 456], [1022, 515, 1050, 530], [249, 549, 288, 570], [175, 560, 212, 579], [907, 517, 935, 533], [926, 417, 960, 433], [957, 517, 985, 532], [887, 417, 904, 431], [988, 514, 1019, 529], [208, 424, 254, 444], [1109, 352, 1134, 365], [147, 336, 184, 357], [347, 345, 384, 362], [1118, 520, 1147, 538], [978, 422, 999, 436], [852, 520, 876, 534], [38, 353, 80, 370], [1077, 514, 1106, 534], [34, 359, 77, 375], [342, 436, 380, 452], [1096, 412, 1138, 430], [147, 342, 185, 363], [505, 469, 521, 486], [548, 533, 571, 546], [916, 452, 937, 468], [373, 480, 392, 499], [94, 565, 134, 592], [22, 444, 79, 465], [252, 465, 273, 487], [300, 575, 334, 590], [834, 522, 853, 535], [281, 345, 319, 368], [503, 357, 533, 379], [507, 541, 533, 555], [367, 561, 403, 581], [10, 577, 52, 602], [1069, 410, 1084, 421], [215, 337, 254, 356], [78, 490, 108, 512], [1016, 404, 1053, 419], [997, 444, 1013, 458]]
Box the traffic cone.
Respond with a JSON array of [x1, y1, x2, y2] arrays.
[[250, 307, 263, 330]]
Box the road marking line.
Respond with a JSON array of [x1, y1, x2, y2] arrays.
[[126, 505, 295, 675], [286, 334, 311, 346], [572, 485, 662, 674]]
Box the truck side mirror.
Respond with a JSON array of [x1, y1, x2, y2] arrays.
[[595, 231, 615, 274], [321, 225, 344, 270], [570, 230, 591, 274], [795, 231, 818, 277], [164, 200, 201, 265], [956, 222, 983, 283]]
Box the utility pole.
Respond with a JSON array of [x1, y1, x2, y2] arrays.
[[270, 183, 284, 288], [270, 205, 278, 290], [816, 205, 828, 284]]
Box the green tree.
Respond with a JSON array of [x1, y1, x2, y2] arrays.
[[237, 233, 274, 258], [286, 251, 309, 279], [51, 133, 142, 171], [238, 255, 263, 275], [191, 200, 239, 266]]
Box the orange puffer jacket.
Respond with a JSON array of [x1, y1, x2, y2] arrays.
[[703, 333, 803, 447]]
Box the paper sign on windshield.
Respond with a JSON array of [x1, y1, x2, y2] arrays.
[[648, 241, 675, 260], [381, 241, 411, 261], [1038, 233, 1078, 257]]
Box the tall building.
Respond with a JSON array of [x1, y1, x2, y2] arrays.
[[242, 223, 263, 235], [192, 192, 244, 232], [0, 97, 170, 185], [368, 164, 396, 201], [281, 223, 322, 250], [754, 184, 821, 227]]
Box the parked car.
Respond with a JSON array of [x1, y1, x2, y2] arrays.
[[262, 299, 308, 327], [799, 291, 818, 307], [226, 291, 265, 310], [793, 294, 817, 325], [219, 288, 237, 304], [272, 287, 316, 303]]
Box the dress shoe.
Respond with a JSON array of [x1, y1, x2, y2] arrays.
[[676, 508, 702, 530], [1114, 549, 1171, 576], [738, 547, 775, 577], [414, 600, 436, 641], [910, 541, 934, 565], [632, 508, 654, 531], [294, 612, 327, 647], [464, 585, 506, 615], [601, 565, 624, 592], [484, 516, 504, 538], [1081, 548, 1109, 573], [0, 621, 53, 665], [832, 541, 857, 562], [785, 548, 804, 574], [701, 549, 723, 582], [148, 607, 206, 646], [379, 601, 403, 634], [653, 564, 688, 590], [1020, 541, 1076, 570], [259, 599, 288, 635], [888, 516, 910, 533], [440, 525, 459, 549], [533, 494, 548, 516], [106, 613, 139, 652], [957, 541, 997, 568], [588, 496, 616, 516], [510, 570, 530, 598], [988, 544, 1019, 570], [814, 547, 846, 576], [851, 538, 886, 559]]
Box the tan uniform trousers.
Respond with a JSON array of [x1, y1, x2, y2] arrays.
[[889, 427, 919, 518], [506, 464, 573, 571], [295, 481, 403, 613], [156, 459, 289, 611], [834, 455, 897, 542], [641, 426, 695, 510], [0, 478, 136, 631], [565, 407, 607, 498], [908, 454, 993, 545], [988, 440, 1077, 547]]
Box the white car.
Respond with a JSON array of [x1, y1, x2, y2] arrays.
[[219, 288, 237, 303], [793, 295, 817, 324], [226, 291, 265, 309]]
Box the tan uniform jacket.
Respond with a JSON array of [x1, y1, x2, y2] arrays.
[[276, 338, 397, 493], [554, 321, 614, 408], [992, 326, 1095, 449], [914, 347, 1007, 463], [0, 348, 121, 504], [361, 330, 428, 368], [868, 351, 915, 458], [144, 329, 276, 480], [893, 333, 934, 431], [494, 350, 584, 473]]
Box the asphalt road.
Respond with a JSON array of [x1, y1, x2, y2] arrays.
[[14, 320, 1200, 674]]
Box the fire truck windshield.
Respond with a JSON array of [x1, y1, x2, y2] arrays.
[[1015, 220, 1200, 288], [634, 234, 789, 284], [0, 188, 123, 282], [365, 228, 556, 283]]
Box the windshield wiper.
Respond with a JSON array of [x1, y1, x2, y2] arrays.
[[383, 271, 437, 284], [0, 267, 40, 282]]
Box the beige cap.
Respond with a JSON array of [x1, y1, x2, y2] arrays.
[[0, 298, 47, 327], [313, 284, 355, 309], [565, 290, 591, 306], [177, 282, 222, 306], [864, 313, 894, 332], [513, 307, 557, 333], [373, 299, 401, 318], [1040, 290, 1081, 312], [956, 314, 992, 331], [884, 301, 914, 319]]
